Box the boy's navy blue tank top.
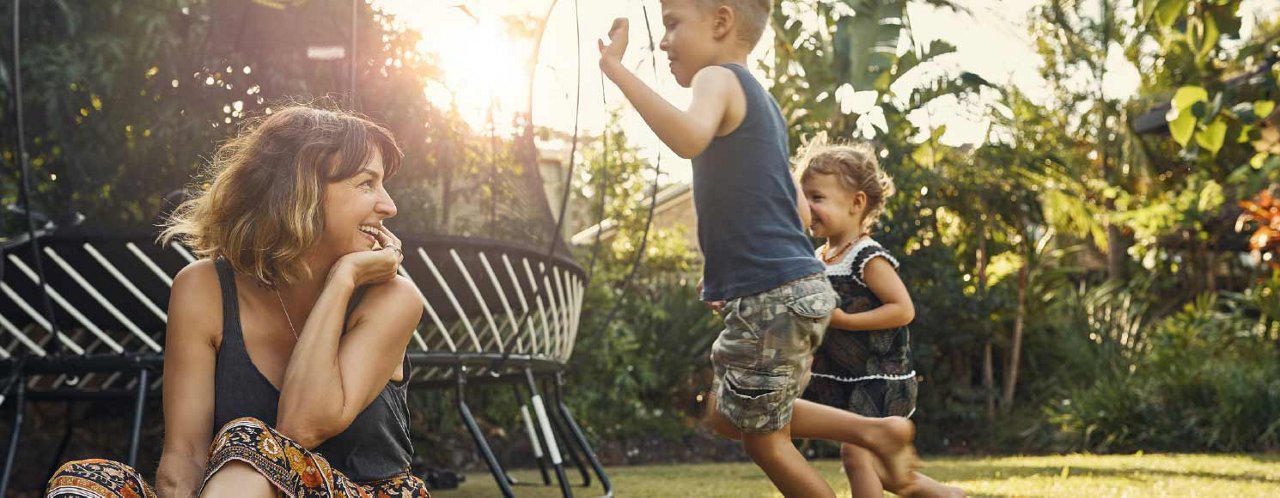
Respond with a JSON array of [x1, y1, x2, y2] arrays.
[[212, 258, 413, 481], [692, 63, 823, 301]]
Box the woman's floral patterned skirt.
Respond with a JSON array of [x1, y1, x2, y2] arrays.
[[46, 417, 429, 498]]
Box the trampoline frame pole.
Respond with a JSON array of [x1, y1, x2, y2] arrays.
[[525, 368, 573, 498], [47, 400, 74, 485], [543, 377, 590, 488], [1, 376, 27, 497], [555, 371, 613, 496], [456, 369, 514, 498], [126, 368, 149, 467], [514, 384, 553, 485]]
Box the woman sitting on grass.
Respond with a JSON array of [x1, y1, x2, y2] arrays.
[[46, 104, 427, 498]]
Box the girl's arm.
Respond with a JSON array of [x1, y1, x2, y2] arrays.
[[275, 239, 422, 449], [156, 261, 220, 498], [828, 257, 915, 331]]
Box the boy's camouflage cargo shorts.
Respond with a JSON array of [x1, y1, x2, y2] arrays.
[[711, 272, 838, 433]]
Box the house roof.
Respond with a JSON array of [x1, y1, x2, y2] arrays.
[[569, 182, 692, 245], [1133, 56, 1278, 135]]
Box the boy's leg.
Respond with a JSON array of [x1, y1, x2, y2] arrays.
[[705, 394, 906, 448], [787, 399, 917, 490], [741, 424, 835, 498], [891, 473, 967, 498], [708, 274, 846, 496], [841, 443, 884, 498], [704, 398, 743, 440], [706, 395, 836, 497], [705, 392, 917, 496], [841, 441, 965, 498]]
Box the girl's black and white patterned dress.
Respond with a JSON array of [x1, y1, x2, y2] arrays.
[[801, 238, 917, 418]]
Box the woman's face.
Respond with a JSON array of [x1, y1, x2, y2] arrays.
[[320, 150, 398, 257]]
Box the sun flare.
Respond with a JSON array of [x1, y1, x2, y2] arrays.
[[375, 1, 536, 133]]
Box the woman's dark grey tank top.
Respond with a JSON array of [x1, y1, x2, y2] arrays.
[[211, 258, 413, 481]]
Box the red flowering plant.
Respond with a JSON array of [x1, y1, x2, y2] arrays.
[[1237, 186, 1280, 269]]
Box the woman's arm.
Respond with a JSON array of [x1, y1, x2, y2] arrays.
[[275, 250, 422, 449], [155, 261, 220, 498], [827, 257, 915, 331]]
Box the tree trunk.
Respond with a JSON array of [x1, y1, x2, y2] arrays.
[[976, 218, 996, 420], [953, 352, 971, 390], [1106, 217, 1127, 281], [1205, 247, 1217, 293], [977, 220, 988, 291], [439, 142, 453, 232], [1098, 55, 1127, 282], [1001, 263, 1028, 411], [982, 341, 995, 421]]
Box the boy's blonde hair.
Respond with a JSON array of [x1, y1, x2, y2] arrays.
[[160, 104, 402, 286], [798, 139, 895, 232], [698, 0, 772, 47]]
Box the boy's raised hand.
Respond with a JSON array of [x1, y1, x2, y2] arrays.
[[598, 17, 629, 67]]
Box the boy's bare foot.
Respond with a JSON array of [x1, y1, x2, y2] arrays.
[[900, 480, 968, 498], [890, 471, 967, 498], [867, 416, 918, 491]]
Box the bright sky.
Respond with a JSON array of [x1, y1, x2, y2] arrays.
[[374, 0, 1278, 185]]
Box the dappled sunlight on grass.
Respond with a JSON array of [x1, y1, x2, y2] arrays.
[[939, 453, 1280, 498], [435, 453, 1280, 497]]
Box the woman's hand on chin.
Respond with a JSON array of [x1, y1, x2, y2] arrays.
[[332, 226, 403, 287]]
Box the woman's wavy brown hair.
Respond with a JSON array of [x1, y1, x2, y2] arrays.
[[160, 105, 402, 285]]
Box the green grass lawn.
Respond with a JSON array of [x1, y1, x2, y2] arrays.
[[432, 453, 1280, 497]]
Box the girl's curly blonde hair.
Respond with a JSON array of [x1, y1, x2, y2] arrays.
[[797, 136, 895, 232], [159, 104, 402, 285]]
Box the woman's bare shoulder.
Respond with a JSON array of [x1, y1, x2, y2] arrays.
[[362, 274, 418, 301], [353, 275, 422, 324], [172, 259, 222, 296], [168, 259, 224, 344]]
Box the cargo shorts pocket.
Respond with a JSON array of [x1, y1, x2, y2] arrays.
[[718, 365, 795, 433], [723, 296, 762, 337], [785, 288, 837, 321]]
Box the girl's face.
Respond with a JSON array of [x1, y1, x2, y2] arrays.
[[319, 150, 398, 257], [802, 172, 865, 239]]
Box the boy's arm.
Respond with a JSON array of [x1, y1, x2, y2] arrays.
[[599, 18, 734, 159], [828, 257, 915, 331]]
